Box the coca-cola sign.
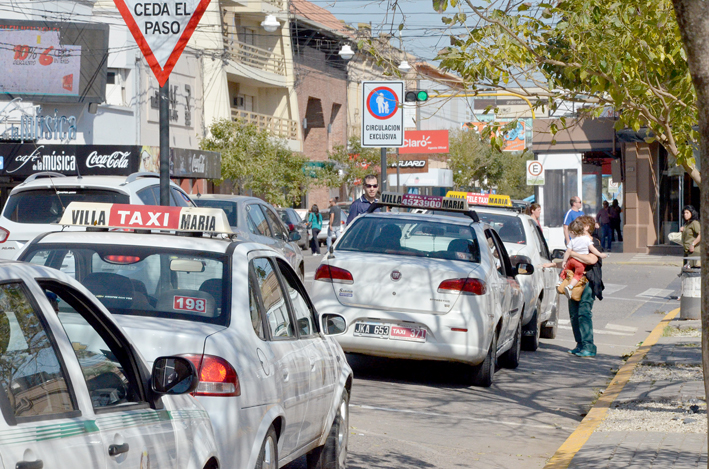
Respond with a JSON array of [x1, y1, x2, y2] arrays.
[[86, 151, 131, 169]]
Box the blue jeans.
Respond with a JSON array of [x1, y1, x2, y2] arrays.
[[600, 223, 612, 251], [327, 226, 341, 251], [568, 284, 596, 353]]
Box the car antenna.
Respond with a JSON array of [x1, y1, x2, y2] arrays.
[[75, 157, 82, 179], [47, 175, 66, 219]]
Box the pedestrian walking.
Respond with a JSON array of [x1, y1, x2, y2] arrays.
[[526, 203, 542, 228], [327, 198, 342, 252], [346, 174, 380, 225], [609, 199, 623, 242], [563, 196, 585, 244], [596, 200, 612, 251], [681, 205, 701, 266], [308, 205, 323, 256], [564, 215, 604, 358]]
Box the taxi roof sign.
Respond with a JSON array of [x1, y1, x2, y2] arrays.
[[445, 191, 513, 208], [58, 202, 234, 234], [377, 192, 470, 211]]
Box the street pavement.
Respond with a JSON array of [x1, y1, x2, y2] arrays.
[[285, 251, 687, 468]]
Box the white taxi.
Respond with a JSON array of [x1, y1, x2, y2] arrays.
[[310, 193, 531, 387], [18, 202, 353, 469], [0, 261, 219, 469]]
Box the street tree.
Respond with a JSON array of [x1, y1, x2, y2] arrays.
[[378, 0, 700, 182], [325, 137, 381, 201], [200, 119, 311, 207]]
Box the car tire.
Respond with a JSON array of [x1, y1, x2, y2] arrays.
[[499, 319, 521, 369], [306, 389, 349, 469], [255, 426, 278, 469], [521, 298, 542, 351], [541, 296, 559, 339], [468, 331, 497, 387]]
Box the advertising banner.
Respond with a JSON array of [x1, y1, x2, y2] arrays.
[[400, 130, 449, 154], [464, 121, 526, 152]]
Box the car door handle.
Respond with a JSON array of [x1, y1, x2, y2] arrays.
[[108, 443, 130, 456], [16, 460, 43, 469]]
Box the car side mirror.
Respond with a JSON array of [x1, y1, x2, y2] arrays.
[[515, 263, 535, 276], [509, 254, 533, 267], [551, 249, 565, 260], [151, 357, 199, 395], [289, 231, 301, 242], [321, 314, 346, 335]]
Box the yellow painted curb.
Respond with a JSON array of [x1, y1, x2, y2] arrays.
[[543, 307, 680, 469]]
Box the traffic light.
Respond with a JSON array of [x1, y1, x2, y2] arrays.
[[405, 90, 429, 102]]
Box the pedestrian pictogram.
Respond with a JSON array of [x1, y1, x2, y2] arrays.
[[527, 160, 545, 185], [362, 81, 404, 147], [113, 0, 212, 86]]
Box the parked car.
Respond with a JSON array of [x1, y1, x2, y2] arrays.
[[194, 194, 304, 280], [277, 207, 309, 249], [0, 171, 195, 260], [0, 260, 219, 469], [19, 201, 353, 469]]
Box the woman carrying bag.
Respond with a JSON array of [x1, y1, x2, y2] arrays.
[[308, 205, 323, 256], [681, 205, 701, 267]]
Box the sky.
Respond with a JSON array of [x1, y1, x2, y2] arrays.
[[318, 0, 456, 64]]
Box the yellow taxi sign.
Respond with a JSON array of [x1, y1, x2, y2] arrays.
[[58, 202, 234, 234], [379, 192, 469, 211], [445, 191, 512, 208]]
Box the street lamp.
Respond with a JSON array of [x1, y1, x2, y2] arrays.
[[398, 60, 412, 73], [338, 44, 354, 61], [261, 15, 280, 32]]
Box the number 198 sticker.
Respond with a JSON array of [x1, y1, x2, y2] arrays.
[[173, 295, 207, 313]]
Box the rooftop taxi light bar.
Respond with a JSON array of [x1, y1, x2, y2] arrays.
[[446, 191, 513, 208], [57, 202, 234, 235], [368, 192, 479, 222]]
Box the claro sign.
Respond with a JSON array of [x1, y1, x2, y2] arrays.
[[400, 130, 449, 154]]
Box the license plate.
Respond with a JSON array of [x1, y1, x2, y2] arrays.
[[353, 323, 390, 338], [390, 325, 427, 342]]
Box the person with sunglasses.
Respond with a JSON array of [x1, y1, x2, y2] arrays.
[[346, 174, 381, 225]]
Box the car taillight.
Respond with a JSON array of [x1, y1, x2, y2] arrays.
[[314, 264, 354, 284], [0, 227, 9, 243], [287, 223, 295, 231], [437, 278, 487, 295], [182, 354, 240, 397]]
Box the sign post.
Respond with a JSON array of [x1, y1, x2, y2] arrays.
[[112, 0, 212, 205], [362, 81, 404, 192], [526, 160, 545, 185]]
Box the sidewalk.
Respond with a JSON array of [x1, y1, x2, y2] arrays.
[[545, 309, 707, 468]]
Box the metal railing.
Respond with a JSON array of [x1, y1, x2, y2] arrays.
[[231, 109, 299, 140], [224, 36, 286, 76]]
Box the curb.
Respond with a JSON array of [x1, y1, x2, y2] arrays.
[[542, 307, 681, 469]]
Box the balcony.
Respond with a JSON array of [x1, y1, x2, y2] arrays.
[[224, 37, 286, 76], [264, 0, 284, 7], [231, 109, 298, 140]]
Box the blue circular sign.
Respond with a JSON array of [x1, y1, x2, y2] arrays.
[[366, 87, 398, 120]]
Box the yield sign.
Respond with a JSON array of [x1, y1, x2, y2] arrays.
[[113, 0, 212, 86]]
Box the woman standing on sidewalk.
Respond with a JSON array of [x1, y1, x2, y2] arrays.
[[566, 216, 605, 357], [308, 204, 323, 256], [680, 205, 701, 266]]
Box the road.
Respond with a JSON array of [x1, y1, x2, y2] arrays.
[[286, 252, 681, 468]]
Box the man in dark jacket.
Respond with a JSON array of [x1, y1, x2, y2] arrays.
[[346, 174, 380, 225]]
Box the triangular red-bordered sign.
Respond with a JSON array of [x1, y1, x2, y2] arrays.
[[113, 0, 212, 87]]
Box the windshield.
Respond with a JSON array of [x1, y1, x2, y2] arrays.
[[22, 244, 230, 326], [4, 189, 129, 224], [194, 199, 237, 226], [476, 212, 527, 245], [337, 217, 481, 262]]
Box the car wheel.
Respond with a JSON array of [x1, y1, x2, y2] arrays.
[[255, 426, 278, 469], [307, 389, 349, 469], [499, 319, 521, 369], [468, 330, 497, 387], [521, 298, 542, 351], [541, 295, 559, 339]]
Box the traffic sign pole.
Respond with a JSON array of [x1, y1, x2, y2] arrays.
[[380, 147, 387, 192], [160, 79, 170, 205]]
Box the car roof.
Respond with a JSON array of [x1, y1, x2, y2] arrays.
[[11, 174, 179, 193], [194, 194, 262, 203], [474, 206, 531, 220]]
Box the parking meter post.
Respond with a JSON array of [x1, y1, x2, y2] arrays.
[[159, 79, 170, 206], [380, 147, 387, 192]]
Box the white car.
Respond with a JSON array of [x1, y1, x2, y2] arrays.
[[0, 171, 196, 260], [19, 202, 353, 469], [310, 193, 531, 387], [0, 260, 219, 469]]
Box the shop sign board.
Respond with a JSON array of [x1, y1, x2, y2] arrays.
[[526, 160, 545, 185], [362, 81, 404, 147], [400, 130, 449, 154]]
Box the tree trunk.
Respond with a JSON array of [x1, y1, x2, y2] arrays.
[[672, 0, 709, 462]]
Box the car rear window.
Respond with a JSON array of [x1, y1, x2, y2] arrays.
[[22, 244, 230, 326], [4, 189, 129, 224], [476, 212, 527, 245], [337, 217, 481, 262], [194, 199, 237, 226]]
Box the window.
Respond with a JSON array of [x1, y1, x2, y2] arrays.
[[0, 283, 75, 419], [170, 188, 192, 207], [485, 229, 506, 276], [137, 187, 157, 205], [248, 279, 265, 340], [25, 249, 77, 278], [40, 282, 142, 411], [247, 204, 272, 237], [476, 212, 526, 245], [251, 258, 293, 339], [4, 189, 129, 224], [262, 205, 288, 240], [194, 199, 237, 226], [530, 221, 551, 260], [277, 259, 316, 337]]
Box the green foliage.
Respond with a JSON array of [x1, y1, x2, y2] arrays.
[[434, 0, 700, 181], [447, 128, 533, 199], [325, 137, 381, 199], [200, 119, 311, 207]]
